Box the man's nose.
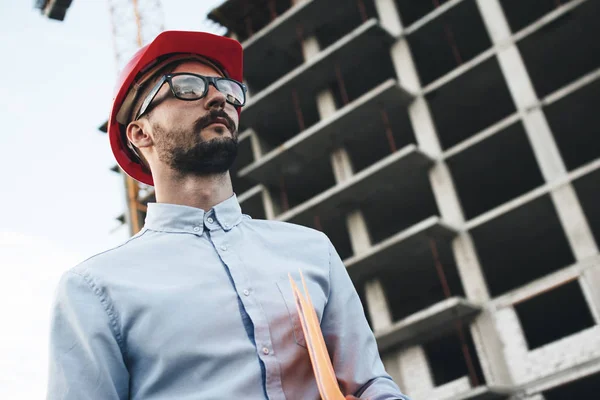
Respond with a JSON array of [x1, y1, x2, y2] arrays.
[[204, 83, 226, 109]]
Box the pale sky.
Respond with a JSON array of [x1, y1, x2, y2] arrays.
[[0, 0, 225, 397]]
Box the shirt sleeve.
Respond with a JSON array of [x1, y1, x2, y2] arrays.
[[320, 237, 412, 400], [47, 270, 129, 400]]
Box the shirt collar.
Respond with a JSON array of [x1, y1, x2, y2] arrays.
[[144, 194, 243, 234]]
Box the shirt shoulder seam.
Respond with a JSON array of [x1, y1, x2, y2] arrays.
[[67, 269, 127, 356], [78, 228, 148, 265], [67, 229, 149, 356]]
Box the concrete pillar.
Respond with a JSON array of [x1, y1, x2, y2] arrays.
[[373, 0, 403, 36], [397, 345, 435, 397], [381, 0, 490, 305], [316, 89, 336, 118], [477, 0, 599, 325], [550, 185, 598, 261], [346, 210, 372, 254], [315, 88, 356, 182], [381, 351, 404, 389], [378, 1, 512, 387], [248, 129, 266, 160], [429, 162, 466, 228], [407, 97, 442, 156], [365, 279, 393, 331], [330, 149, 355, 183], [469, 309, 513, 384], [580, 268, 600, 325], [301, 35, 320, 60], [302, 33, 395, 340], [260, 187, 278, 220]]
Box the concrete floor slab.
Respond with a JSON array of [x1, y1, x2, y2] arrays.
[[239, 79, 412, 186], [241, 19, 394, 129], [345, 215, 457, 282], [447, 385, 513, 400], [276, 144, 434, 226], [375, 296, 481, 352]]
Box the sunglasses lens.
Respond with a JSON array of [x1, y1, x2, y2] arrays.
[[171, 75, 207, 99], [216, 79, 245, 106]]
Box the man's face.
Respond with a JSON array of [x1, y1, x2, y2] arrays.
[[142, 60, 240, 176]]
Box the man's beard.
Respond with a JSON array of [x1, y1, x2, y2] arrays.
[[153, 110, 238, 176]]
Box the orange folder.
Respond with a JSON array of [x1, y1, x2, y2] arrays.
[[288, 271, 345, 400]]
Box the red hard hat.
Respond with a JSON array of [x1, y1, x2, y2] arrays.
[[107, 30, 244, 186]]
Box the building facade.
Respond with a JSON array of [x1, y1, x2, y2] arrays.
[[118, 0, 600, 398], [206, 0, 600, 398]]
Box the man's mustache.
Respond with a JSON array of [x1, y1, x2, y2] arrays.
[[194, 110, 236, 135]]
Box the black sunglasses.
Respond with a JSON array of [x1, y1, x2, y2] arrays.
[[134, 72, 247, 121]]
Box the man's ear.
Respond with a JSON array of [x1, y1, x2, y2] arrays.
[[126, 119, 153, 149]]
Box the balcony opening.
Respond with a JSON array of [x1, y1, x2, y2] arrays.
[[544, 77, 600, 172], [361, 168, 439, 245], [266, 153, 337, 214], [447, 121, 545, 220], [423, 326, 485, 387], [246, 40, 304, 94], [543, 371, 600, 400], [517, 0, 600, 98], [244, 0, 380, 91], [326, 35, 406, 172], [500, 0, 574, 33], [345, 106, 415, 174], [573, 168, 600, 250], [515, 280, 596, 350], [321, 215, 355, 262], [240, 87, 321, 152], [314, 0, 378, 50], [394, 0, 451, 27], [380, 237, 465, 322], [470, 194, 575, 297], [407, 0, 492, 86], [427, 56, 516, 150], [240, 191, 267, 220], [229, 0, 294, 43], [331, 44, 396, 108]]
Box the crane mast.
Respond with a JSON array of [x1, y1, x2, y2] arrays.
[[106, 0, 165, 235]]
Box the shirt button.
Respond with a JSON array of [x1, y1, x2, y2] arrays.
[[220, 245, 227, 251], [262, 347, 270, 355], [207, 217, 214, 224], [243, 289, 250, 296], [193, 226, 200, 232]]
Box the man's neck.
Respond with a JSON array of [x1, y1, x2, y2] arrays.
[[153, 170, 234, 211]]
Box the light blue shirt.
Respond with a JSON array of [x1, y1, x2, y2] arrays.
[[47, 194, 409, 399]]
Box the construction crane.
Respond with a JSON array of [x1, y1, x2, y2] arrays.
[[35, 0, 165, 236], [105, 0, 165, 235], [105, 0, 226, 236], [34, 0, 73, 20], [38, 0, 226, 236]]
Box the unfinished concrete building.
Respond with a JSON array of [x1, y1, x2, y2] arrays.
[[121, 0, 600, 398]]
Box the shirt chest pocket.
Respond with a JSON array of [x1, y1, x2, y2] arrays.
[[275, 277, 326, 350]]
